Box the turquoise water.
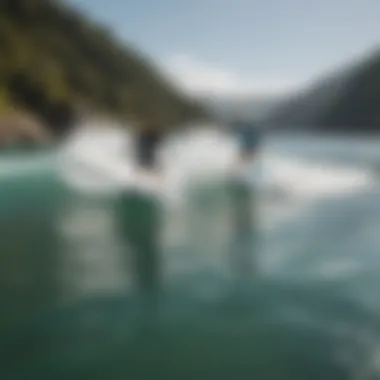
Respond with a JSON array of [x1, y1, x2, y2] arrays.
[[1, 138, 380, 379]]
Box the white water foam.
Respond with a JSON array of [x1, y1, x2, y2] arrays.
[[58, 122, 376, 205], [260, 153, 374, 199], [58, 123, 244, 202]]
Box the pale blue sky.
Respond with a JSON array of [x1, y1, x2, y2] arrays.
[[67, 0, 380, 95]]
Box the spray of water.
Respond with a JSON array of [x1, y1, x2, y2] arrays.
[[58, 122, 245, 202]]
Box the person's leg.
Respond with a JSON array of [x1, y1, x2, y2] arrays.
[[117, 191, 162, 304], [228, 174, 259, 282]]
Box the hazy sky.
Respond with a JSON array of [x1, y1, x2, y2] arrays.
[[68, 0, 380, 96]]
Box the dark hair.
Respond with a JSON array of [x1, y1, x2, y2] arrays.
[[135, 129, 163, 169]]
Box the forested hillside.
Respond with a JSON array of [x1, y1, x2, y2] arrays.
[[264, 48, 380, 133], [321, 50, 380, 131], [0, 0, 207, 144]]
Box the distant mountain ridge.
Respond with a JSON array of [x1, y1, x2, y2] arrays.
[[203, 94, 284, 124], [262, 47, 380, 132], [204, 47, 380, 133]]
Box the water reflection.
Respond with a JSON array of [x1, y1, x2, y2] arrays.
[[0, 175, 61, 332], [228, 179, 259, 281], [2, 277, 380, 379], [58, 195, 128, 300], [2, 138, 380, 378], [116, 191, 162, 309]]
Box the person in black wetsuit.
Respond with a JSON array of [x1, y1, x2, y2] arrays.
[[117, 126, 165, 310]]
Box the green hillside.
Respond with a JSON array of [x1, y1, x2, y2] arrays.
[[264, 48, 380, 133], [0, 0, 207, 142]]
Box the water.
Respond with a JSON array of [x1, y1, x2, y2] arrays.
[[1, 131, 380, 379]]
